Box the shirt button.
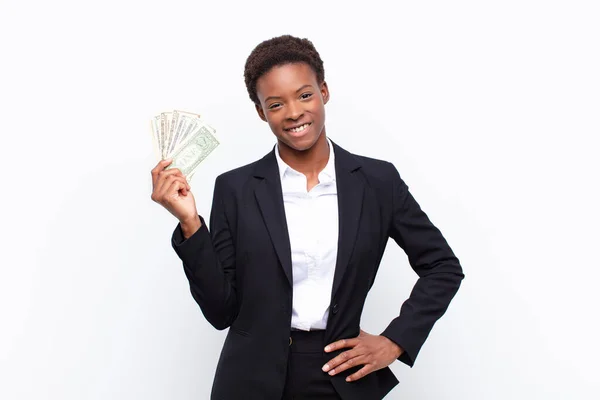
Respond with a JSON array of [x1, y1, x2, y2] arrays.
[[332, 303, 339, 314]]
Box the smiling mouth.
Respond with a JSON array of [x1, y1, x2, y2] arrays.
[[284, 122, 312, 133]]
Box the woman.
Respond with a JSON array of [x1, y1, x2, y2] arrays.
[[151, 35, 464, 400]]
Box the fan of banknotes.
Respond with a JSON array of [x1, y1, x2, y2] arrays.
[[150, 110, 219, 181]]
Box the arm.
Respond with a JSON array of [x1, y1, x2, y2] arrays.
[[380, 164, 465, 367], [171, 175, 238, 330]]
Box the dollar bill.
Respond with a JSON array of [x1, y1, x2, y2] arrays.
[[172, 117, 216, 155], [160, 112, 173, 159], [166, 110, 202, 157], [166, 123, 219, 179]]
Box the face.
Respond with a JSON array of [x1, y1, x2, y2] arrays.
[[255, 62, 329, 152]]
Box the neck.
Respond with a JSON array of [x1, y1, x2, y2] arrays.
[[278, 130, 330, 177]]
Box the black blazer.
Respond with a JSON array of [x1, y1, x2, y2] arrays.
[[172, 141, 464, 399]]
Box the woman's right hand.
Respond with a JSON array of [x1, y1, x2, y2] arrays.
[[151, 159, 199, 227]]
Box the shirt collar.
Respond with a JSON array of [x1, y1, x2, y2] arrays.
[[275, 138, 336, 183]]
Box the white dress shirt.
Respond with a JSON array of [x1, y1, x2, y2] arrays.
[[275, 139, 339, 331]]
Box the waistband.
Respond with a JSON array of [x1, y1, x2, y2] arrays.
[[289, 330, 326, 353]]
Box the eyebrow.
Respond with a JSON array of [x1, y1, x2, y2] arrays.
[[265, 84, 314, 103]]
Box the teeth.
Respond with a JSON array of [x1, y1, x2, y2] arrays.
[[289, 123, 310, 133]]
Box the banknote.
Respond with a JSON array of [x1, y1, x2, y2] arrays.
[[167, 110, 202, 156], [150, 110, 219, 180], [165, 123, 220, 179], [160, 112, 173, 159]]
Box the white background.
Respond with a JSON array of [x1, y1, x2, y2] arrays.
[[1, 0, 599, 398]]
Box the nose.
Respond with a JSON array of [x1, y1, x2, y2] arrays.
[[286, 100, 304, 121]]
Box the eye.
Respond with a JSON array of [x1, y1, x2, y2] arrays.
[[300, 92, 313, 100], [268, 103, 282, 110]]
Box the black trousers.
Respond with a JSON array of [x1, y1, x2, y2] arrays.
[[282, 330, 342, 400]]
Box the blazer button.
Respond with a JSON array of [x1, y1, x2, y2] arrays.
[[332, 304, 339, 314]]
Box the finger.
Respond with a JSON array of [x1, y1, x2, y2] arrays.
[[324, 337, 359, 353], [346, 364, 374, 382], [323, 348, 360, 372], [151, 159, 173, 186], [163, 179, 188, 203], [157, 176, 189, 203], [161, 169, 190, 191], [157, 167, 184, 181], [323, 349, 363, 372], [153, 173, 176, 200], [151, 159, 173, 174], [151, 159, 174, 189], [155, 169, 187, 196], [173, 178, 191, 197], [329, 355, 368, 376], [171, 173, 191, 193], [159, 175, 190, 200]]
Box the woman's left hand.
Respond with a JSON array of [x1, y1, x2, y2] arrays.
[[322, 329, 404, 382]]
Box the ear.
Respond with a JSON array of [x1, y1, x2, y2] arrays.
[[320, 81, 330, 104], [255, 103, 267, 122]]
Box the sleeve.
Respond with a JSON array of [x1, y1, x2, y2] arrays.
[[380, 164, 465, 367], [171, 175, 237, 330]]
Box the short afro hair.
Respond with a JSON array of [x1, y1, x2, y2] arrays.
[[244, 35, 325, 104]]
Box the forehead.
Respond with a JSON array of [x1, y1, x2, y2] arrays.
[[256, 63, 318, 99]]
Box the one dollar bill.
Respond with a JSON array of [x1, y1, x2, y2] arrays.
[[151, 110, 219, 181], [164, 121, 219, 179]]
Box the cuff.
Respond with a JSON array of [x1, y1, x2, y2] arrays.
[[380, 320, 418, 367], [171, 216, 210, 265]]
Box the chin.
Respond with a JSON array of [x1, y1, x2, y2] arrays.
[[281, 134, 320, 152]]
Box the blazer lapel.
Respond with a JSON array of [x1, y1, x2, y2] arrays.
[[331, 142, 365, 299], [253, 149, 293, 287], [251, 142, 364, 292]]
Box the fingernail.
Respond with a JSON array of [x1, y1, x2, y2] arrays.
[[328, 369, 335, 376], [322, 364, 329, 372], [324, 346, 330, 352]]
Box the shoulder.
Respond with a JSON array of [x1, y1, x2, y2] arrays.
[[336, 144, 409, 208], [216, 160, 258, 183], [354, 154, 398, 177], [334, 142, 400, 183], [214, 148, 275, 190]]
